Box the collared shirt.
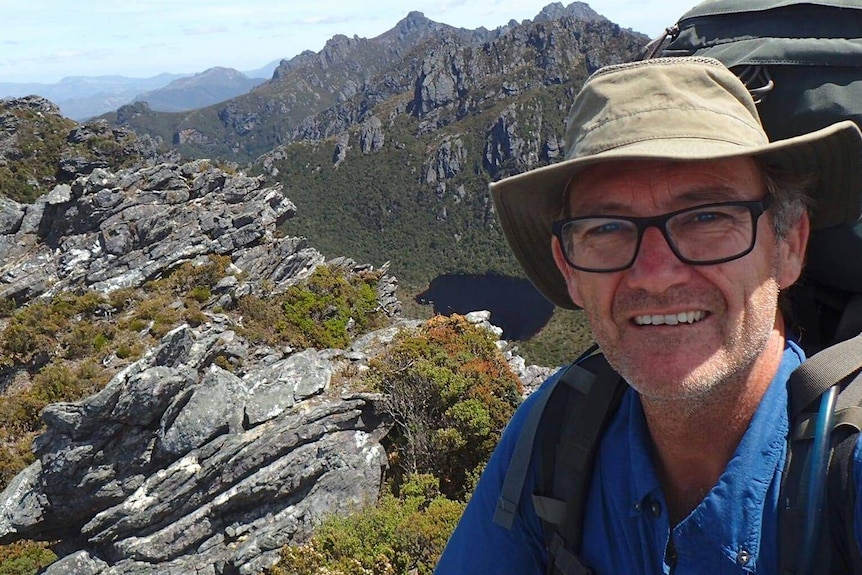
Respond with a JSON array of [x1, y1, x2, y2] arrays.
[[435, 341, 862, 574]]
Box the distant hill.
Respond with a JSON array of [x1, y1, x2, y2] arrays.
[[0, 74, 188, 121], [132, 67, 267, 113], [241, 59, 283, 80], [0, 61, 280, 121]]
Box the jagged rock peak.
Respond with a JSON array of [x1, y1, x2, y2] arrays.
[[397, 10, 436, 32], [534, 1, 607, 23], [323, 33, 360, 49], [384, 10, 464, 44]]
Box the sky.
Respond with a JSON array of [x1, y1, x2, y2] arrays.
[[1, 0, 699, 85]]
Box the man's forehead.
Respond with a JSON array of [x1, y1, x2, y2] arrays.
[[566, 157, 765, 214]]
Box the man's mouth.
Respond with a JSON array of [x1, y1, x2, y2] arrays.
[[633, 311, 707, 326]]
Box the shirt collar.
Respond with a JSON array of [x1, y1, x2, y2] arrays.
[[626, 341, 805, 570]]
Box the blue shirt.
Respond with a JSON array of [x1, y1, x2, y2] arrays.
[[435, 342, 862, 574]]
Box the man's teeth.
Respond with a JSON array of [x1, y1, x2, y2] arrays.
[[634, 311, 705, 326]]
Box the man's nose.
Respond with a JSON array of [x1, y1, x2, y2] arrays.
[[623, 226, 691, 291]]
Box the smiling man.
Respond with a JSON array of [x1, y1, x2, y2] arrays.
[[434, 57, 862, 573]]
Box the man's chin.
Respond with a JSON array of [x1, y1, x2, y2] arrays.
[[612, 353, 722, 401]]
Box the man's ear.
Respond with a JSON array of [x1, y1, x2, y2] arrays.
[[778, 210, 810, 289], [552, 236, 584, 308]]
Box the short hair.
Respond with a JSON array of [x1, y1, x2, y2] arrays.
[[760, 160, 813, 239]]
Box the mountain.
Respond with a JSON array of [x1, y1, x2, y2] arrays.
[[0, 74, 187, 102], [0, 59, 279, 122], [93, 2, 645, 350], [102, 10, 502, 161], [132, 67, 267, 113], [0, 74, 189, 121]]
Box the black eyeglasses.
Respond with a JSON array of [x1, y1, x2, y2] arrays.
[[552, 197, 773, 273]]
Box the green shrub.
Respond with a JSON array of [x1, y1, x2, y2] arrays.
[[238, 265, 386, 350], [115, 343, 141, 360], [157, 255, 232, 293], [62, 322, 116, 359], [107, 287, 140, 312], [0, 292, 113, 366], [364, 314, 522, 499], [0, 429, 36, 489], [270, 475, 464, 575], [0, 541, 56, 575], [188, 285, 212, 303], [0, 301, 67, 365], [0, 361, 107, 436], [132, 295, 180, 337], [0, 299, 16, 318], [278, 266, 383, 349]]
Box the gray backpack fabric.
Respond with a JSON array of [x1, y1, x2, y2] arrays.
[[657, 0, 862, 143]]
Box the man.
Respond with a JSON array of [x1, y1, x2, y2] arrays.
[[434, 57, 862, 573]]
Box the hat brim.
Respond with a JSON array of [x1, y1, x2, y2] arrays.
[[490, 120, 862, 310]]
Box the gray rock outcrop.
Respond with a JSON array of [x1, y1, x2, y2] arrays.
[[0, 157, 404, 573], [0, 321, 392, 575], [0, 159, 327, 304], [359, 116, 385, 154]]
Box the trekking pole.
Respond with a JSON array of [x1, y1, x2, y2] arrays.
[[798, 384, 839, 575]]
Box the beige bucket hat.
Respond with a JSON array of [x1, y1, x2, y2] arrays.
[[490, 56, 862, 309]]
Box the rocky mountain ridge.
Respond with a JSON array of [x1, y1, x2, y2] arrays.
[[105, 2, 621, 162], [249, 4, 647, 295]]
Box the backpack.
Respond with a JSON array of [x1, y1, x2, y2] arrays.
[[493, 2, 862, 573]]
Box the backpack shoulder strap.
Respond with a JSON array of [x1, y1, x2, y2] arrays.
[[834, 293, 862, 345], [493, 365, 568, 529], [492, 350, 627, 575], [782, 335, 862, 575], [537, 354, 627, 575], [826, 429, 862, 574], [788, 333, 862, 420]]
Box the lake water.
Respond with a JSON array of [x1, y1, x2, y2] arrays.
[[416, 274, 554, 340]]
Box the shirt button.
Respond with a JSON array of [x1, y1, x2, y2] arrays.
[[737, 550, 751, 565], [649, 499, 662, 518]]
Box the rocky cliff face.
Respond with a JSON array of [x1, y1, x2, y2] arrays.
[[0, 158, 324, 304], [249, 8, 647, 291]]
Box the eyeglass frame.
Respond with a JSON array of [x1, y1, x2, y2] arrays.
[[551, 196, 774, 273]]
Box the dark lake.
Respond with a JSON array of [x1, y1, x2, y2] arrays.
[[416, 274, 555, 340]]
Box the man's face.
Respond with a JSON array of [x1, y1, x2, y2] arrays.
[[552, 157, 808, 403]]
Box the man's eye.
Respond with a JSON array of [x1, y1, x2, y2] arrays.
[[685, 210, 733, 225], [694, 212, 721, 222], [586, 221, 625, 235]]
